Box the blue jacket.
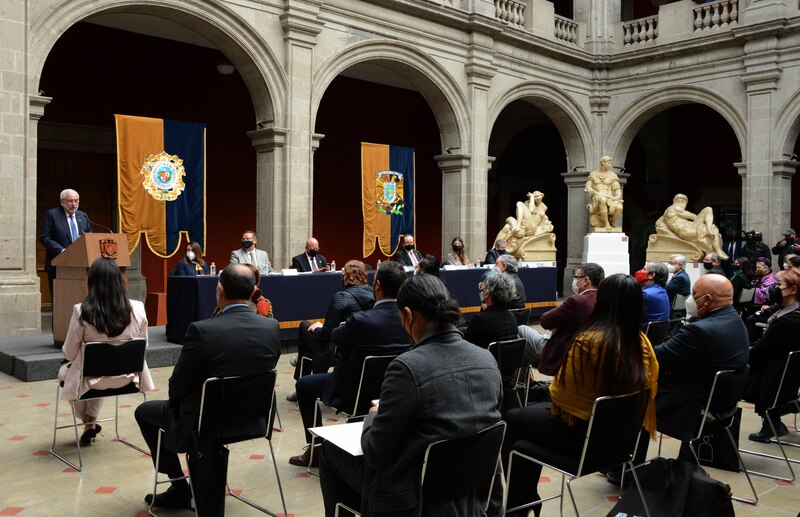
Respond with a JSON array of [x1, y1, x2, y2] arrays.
[[174, 261, 210, 276], [39, 207, 92, 272], [642, 283, 671, 326]]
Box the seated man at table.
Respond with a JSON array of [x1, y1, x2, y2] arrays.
[[134, 264, 281, 512], [319, 275, 503, 517], [289, 261, 411, 467], [291, 237, 329, 272], [288, 260, 374, 401], [229, 230, 272, 273], [393, 234, 424, 267]]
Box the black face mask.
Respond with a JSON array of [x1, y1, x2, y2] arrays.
[[404, 244, 414, 251], [703, 262, 713, 271], [452, 245, 463, 253], [242, 240, 254, 249], [497, 249, 507, 256], [733, 264, 741, 271], [308, 248, 319, 258], [768, 285, 784, 305]]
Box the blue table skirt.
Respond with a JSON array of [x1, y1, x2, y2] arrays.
[[166, 267, 557, 343]]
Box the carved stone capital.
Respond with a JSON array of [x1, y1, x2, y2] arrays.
[[435, 153, 472, 174], [29, 95, 52, 121], [248, 127, 288, 152]]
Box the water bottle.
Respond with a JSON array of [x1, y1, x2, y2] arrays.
[[209, 262, 217, 276], [330, 260, 336, 272]]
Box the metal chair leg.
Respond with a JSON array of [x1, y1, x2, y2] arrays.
[[49, 384, 84, 471], [739, 416, 798, 483], [149, 428, 194, 517], [115, 393, 150, 455]]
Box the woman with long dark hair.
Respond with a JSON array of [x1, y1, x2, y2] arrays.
[[174, 241, 209, 276], [502, 273, 658, 517], [731, 255, 756, 312], [58, 258, 154, 444]]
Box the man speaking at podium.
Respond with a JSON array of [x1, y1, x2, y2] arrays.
[[39, 188, 92, 297]]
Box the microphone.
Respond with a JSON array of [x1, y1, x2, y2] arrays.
[[86, 217, 114, 234]]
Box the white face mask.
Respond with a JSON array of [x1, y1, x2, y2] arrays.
[[685, 295, 698, 318], [186, 251, 196, 261], [667, 264, 676, 274], [571, 278, 580, 295]]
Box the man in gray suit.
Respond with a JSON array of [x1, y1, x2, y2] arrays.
[[229, 230, 272, 273]]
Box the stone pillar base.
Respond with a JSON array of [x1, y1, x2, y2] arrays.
[[0, 274, 41, 336], [582, 233, 630, 276]]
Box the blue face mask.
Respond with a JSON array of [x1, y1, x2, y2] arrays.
[[242, 240, 254, 249]]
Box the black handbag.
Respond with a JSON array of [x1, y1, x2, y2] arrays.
[[678, 407, 742, 472]]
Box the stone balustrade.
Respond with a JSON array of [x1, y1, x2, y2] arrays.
[[623, 15, 659, 46], [554, 14, 578, 44], [693, 0, 739, 32], [494, 0, 526, 29]]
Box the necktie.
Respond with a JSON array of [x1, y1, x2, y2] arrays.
[[249, 251, 256, 265], [410, 251, 419, 267], [69, 215, 79, 243]]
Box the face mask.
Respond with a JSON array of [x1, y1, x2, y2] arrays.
[[404, 243, 414, 251], [634, 270, 648, 284], [401, 313, 416, 345], [242, 240, 254, 249], [784, 263, 791, 270], [186, 251, 196, 261], [685, 295, 698, 318], [667, 264, 676, 274], [703, 262, 713, 271], [308, 248, 319, 257], [571, 278, 580, 295], [734, 264, 741, 271], [768, 286, 784, 305], [479, 289, 485, 303], [497, 249, 507, 256], [452, 245, 463, 253]]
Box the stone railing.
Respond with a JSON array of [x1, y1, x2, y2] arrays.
[[494, 0, 526, 29], [554, 14, 578, 44], [623, 15, 658, 46], [693, 0, 739, 32]]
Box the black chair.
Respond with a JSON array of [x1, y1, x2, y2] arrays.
[[644, 319, 671, 346], [739, 351, 800, 482], [488, 338, 529, 408], [510, 307, 531, 326], [50, 339, 149, 471], [668, 366, 757, 504], [505, 391, 651, 517], [335, 421, 507, 517], [149, 370, 287, 517]]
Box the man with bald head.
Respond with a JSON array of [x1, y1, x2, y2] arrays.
[[291, 237, 329, 272]]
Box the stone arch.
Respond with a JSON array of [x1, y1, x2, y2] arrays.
[[487, 81, 594, 168], [311, 40, 470, 152], [774, 88, 800, 159], [29, 0, 286, 125], [607, 85, 746, 164]]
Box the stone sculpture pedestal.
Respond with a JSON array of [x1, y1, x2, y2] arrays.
[[582, 233, 630, 276]]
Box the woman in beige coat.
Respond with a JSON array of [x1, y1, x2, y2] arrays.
[[58, 257, 155, 444]]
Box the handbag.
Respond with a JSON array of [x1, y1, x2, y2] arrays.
[[678, 407, 742, 472]]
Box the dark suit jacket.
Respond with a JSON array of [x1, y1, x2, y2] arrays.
[[291, 252, 328, 272], [174, 261, 210, 276], [327, 300, 412, 410], [393, 248, 423, 266], [666, 269, 691, 301], [167, 305, 281, 451], [464, 304, 518, 349], [745, 307, 800, 413], [39, 208, 92, 273], [360, 326, 502, 516], [537, 290, 597, 376], [654, 305, 749, 440], [484, 249, 501, 265]]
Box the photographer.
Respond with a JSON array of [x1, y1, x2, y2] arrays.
[[742, 230, 771, 264], [772, 228, 799, 266]]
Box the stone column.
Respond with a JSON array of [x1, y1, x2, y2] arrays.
[[573, 0, 621, 53], [740, 36, 783, 245], [248, 127, 289, 267], [436, 153, 472, 258], [561, 170, 591, 286]]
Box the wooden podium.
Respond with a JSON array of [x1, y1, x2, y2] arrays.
[[51, 233, 131, 342]]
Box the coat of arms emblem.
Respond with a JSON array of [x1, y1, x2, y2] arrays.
[[141, 151, 186, 201], [99, 239, 118, 259], [375, 170, 405, 215]]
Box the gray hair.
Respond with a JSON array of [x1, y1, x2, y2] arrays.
[[497, 253, 518, 273], [578, 262, 605, 287], [705, 252, 720, 263], [483, 272, 516, 305], [60, 188, 78, 200], [646, 261, 669, 286], [669, 254, 687, 267], [494, 239, 507, 248]]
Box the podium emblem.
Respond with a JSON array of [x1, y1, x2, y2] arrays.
[[99, 239, 118, 259], [141, 151, 186, 201], [375, 170, 405, 215]]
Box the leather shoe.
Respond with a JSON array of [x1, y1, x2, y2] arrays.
[[748, 419, 789, 443], [144, 484, 193, 509], [80, 424, 102, 446], [290, 355, 298, 367], [604, 468, 631, 488], [289, 445, 320, 467], [286, 392, 298, 402]]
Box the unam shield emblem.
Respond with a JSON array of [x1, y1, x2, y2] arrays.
[[141, 151, 186, 201], [375, 170, 404, 215]]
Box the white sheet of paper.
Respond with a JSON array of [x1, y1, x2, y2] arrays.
[[308, 421, 365, 456]]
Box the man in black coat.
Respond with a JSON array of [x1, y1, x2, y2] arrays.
[[39, 188, 92, 297], [393, 234, 423, 267], [291, 236, 329, 272], [289, 261, 411, 467], [135, 264, 281, 513], [484, 239, 508, 265]]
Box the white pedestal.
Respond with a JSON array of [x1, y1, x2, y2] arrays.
[[582, 233, 630, 276], [682, 262, 705, 288]]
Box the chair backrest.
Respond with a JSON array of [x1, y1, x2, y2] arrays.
[[510, 307, 531, 326], [577, 390, 650, 476], [696, 365, 750, 438], [772, 351, 800, 409], [673, 294, 688, 312], [420, 421, 506, 507], [81, 339, 147, 378], [351, 355, 398, 417], [739, 288, 755, 304], [197, 370, 278, 444], [645, 319, 671, 346], [487, 338, 527, 383]]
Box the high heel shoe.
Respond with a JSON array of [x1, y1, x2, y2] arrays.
[[80, 424, 102, 445]]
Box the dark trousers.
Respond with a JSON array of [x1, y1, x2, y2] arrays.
[[320, 441, 365, 517], [502, 403, 588, 517], [135, 400, 228, 517], [294, 321, 334, 379], [297, 372, 331, 443]]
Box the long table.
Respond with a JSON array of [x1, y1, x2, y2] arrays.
[[165, 267, 557, 343]]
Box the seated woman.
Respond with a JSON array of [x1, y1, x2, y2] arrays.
[[58, 257, 155, 444], [744, 268, 800, 442], [464, 272, 518, 349], [244, 263, 274, 318], [445, 236, 472, 266], [502, 274, 658, 517], [174, 241, 209, 276], [731, 256, 756, 312]]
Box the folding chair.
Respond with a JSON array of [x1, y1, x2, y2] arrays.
[[149, 370, 287, 517], [668, 366, 757, 504], [488, 338, 529, 408], [644, 319, 671, 346], [739, 351, 800, 482], [50, 339, 149, 471], [335, 421, 506, 517], [510, 307, 531, 326], [505, 391, 651, 517]]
